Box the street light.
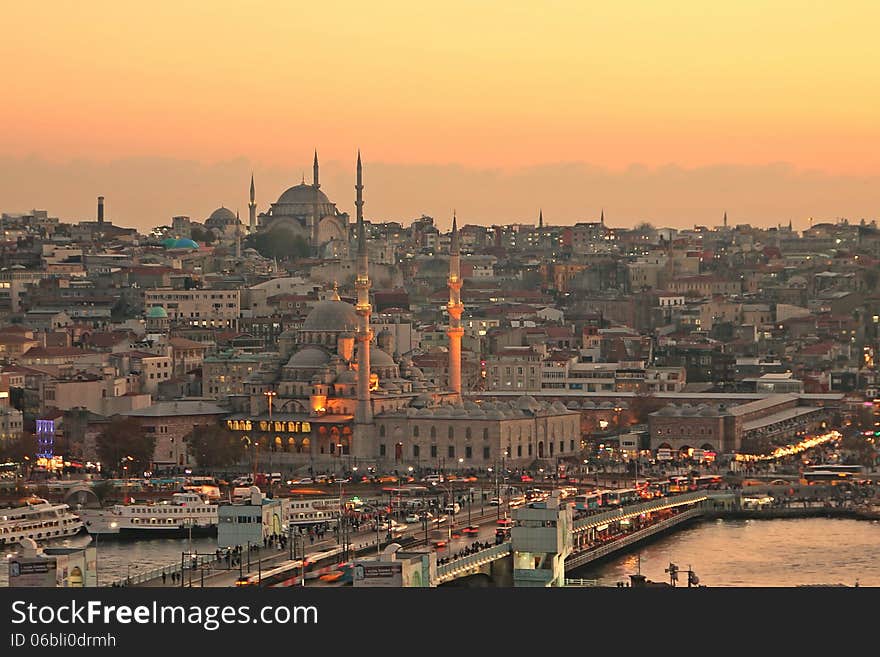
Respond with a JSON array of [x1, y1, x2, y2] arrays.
[[264, 390, 277, 420]]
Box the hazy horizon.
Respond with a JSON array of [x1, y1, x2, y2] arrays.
[[1, 155, 877, 233]]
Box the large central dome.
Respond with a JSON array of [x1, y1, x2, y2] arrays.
[[302, 299, 359, 332], [276, 183, 332, 206]]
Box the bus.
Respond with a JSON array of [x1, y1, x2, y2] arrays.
[[801, 470, 857, 486], [693, 475, 723, 490], [601, 488, 642, 507], [573, 492, 602, 511], [803, 464, 865, 475], [668, 476, 693, 493], [236, 559, 306, 587], [647, 479, 671, 498]]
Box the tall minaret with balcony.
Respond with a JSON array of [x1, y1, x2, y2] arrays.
[[447, 213, 464, 399], [354, 151, 373, 426]]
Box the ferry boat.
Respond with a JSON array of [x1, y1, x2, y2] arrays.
[[77, 492, 218, 539], [0, 498, 85, 546], [283, 497, 341, 529]]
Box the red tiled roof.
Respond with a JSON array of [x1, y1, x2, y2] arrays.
[[21, 347, 100, 358]]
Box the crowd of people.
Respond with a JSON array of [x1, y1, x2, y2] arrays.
[[437, 540, 496, 566]]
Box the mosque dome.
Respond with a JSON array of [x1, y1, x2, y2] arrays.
[[146, 306, 168, 319], [168, 238, 199, 250], [371, 349, 396, 368], [516, 396, 541, 412], [336, 369, 358, 385], [206, 207, 238, 227], [302, 299, 359, 332], [552, 401, 569, 413], [286, 346, 331, 368], [276, 183, 332, 207]]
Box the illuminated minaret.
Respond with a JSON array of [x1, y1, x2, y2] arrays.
[[447, 212, 464, 399], [248, 173, 256, 233], [355, 152, 373, 425]]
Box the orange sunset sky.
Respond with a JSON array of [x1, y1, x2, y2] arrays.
[[1, 1, 879, 231]]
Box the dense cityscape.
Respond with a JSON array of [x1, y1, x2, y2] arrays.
[[1, 154, 879, 588], [2, 3, 880, 598]]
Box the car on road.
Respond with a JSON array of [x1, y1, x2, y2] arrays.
[[405, 513, 421, 524], [287, 477, 314, 485], [463, 525, 480, 535], [495, 527, 511, 541], [497, 517, 514, 527], [489, 497, 502, 506]]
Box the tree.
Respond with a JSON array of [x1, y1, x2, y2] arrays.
[[627, 392, 666, 425], [0, 432, 38, 464], [190, 224, 215, 245], [95, 418, 155, 477], [246, 229, 310, 260], [186, 424, 244, 470]]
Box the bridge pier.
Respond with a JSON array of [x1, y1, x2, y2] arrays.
[[489, 554, 513, 587], [510, 491, 572, 587]]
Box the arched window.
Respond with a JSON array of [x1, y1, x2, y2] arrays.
[[448, 427, 454, 440], [430, 426, 436, 440], [379, 425, 386, 438], [413, 425, 420, 438], [465, 427, 472, 440], [483, 428, 489, 441]]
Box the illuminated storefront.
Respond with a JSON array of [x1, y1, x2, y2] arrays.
[[224, 413, 354, 459]]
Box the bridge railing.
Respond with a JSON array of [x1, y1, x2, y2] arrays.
[[106, 552, 220, 587], [565, 578, 599, 587], [572, 491, 709, 533], [436, 542, 512, 582]]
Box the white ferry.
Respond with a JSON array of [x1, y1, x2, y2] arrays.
[[284, 498, 341, 528], [0, 498, 84, 546], [77, 492, 218, 539]]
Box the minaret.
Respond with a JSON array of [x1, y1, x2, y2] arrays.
[[355, 153, 373, 426], [600, 208, 605, 226], [313, 150, 320, 189], [355, 150, 364, 225], [538, 209, 543, 229], [248, 173, 256, 233], [446, 212, 464, 399], [235, 210, 241, 258], [723, 211, 728, 229]]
